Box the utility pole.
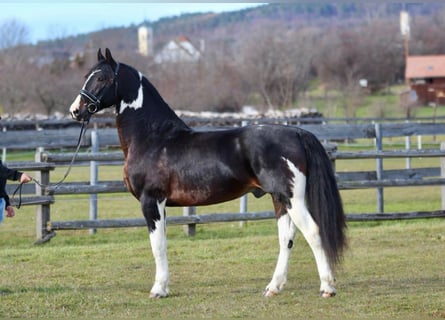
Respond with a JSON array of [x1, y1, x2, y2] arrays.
[[400, 9, 410, 86]]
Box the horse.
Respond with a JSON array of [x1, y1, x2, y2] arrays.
[[69, 48, 346, 299]]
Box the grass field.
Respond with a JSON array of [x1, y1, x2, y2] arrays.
[[306, 84, 445, 119], [1, 208, 444, 319]]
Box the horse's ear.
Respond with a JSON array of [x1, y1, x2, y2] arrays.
[[97, 48, 105, 61], [105, 48, 117, 69]]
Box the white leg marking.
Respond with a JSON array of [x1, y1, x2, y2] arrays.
[[119, 72, 143, 113], [283, 158, 337, 297], [264, 214, 297, 297], [149, 199, 169, 298]]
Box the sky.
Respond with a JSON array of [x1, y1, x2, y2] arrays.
[[0, 2, 264, 43]]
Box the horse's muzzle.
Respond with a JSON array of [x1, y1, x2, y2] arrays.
[[70, 109, 91, 122], [70, 109, 80, 121], [69, 95, 90, 122]]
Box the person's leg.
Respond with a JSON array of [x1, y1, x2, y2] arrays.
[[0, 198, 5, 225]]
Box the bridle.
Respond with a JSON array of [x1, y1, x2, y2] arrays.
[[12, 63, 120, 212], [79, 62, 120, 114]]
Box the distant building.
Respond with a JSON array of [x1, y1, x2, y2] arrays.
[[138, 25, 153, 57], [405, 55, 445, 105], [154, 35, 203, 64]]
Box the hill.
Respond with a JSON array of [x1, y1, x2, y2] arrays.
[[33, 3, 444, 57]]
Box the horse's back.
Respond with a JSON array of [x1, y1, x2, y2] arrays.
[[239, 124, 308, 174]]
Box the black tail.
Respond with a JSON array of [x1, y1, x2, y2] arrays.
[[298, 130, 347, 270]]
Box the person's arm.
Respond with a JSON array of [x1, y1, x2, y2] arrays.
[[3, 193, 10, 208], [0, 178, 9, 207], [0, 162, 32, 212], [0, 161, 22, 181], [0, 161, 32, 183]]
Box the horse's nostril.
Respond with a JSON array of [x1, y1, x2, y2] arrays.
[[70, 109, 79, 119]]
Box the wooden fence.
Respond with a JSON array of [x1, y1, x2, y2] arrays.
[[2, 121, 445, 242]]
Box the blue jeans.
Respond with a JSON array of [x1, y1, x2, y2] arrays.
[[0, 198, 5, 224]]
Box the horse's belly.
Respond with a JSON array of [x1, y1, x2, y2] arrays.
[[166, 183, 253, 207]]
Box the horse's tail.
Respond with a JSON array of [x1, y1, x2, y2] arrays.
[[299, 129, 347, 270]]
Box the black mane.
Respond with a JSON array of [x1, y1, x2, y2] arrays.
[[116, 63, 191, 137]]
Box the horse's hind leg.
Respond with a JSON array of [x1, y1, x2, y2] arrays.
[[264, 213, 297, 297], [285, 160, 336, 297], [141, 196, 169, 298]]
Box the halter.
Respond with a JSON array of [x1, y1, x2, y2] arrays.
[[79, 62, 120, 114]]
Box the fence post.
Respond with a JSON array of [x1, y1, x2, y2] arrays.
[[441, 142, 445, 210], [405, 120, 411, 169], [2, 127, 6, 162], [183, 206, 196, 236], [239, 120, 248, 227], [35, 148, 51, 243], [375, 123, 384, 213], [239, 194, 248, 227], [89, 129, 99, 235]]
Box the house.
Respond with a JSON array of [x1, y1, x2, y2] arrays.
[[405, 55, 445, 105], [154, 35, 203, 64]]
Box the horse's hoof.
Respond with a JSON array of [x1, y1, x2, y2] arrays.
[[150, 292, 168, 299], [320, 290, 336, 298], [263, 288, 279, 297]]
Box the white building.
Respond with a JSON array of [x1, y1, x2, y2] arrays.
[[138, 25, 153, 57], [154, 35, 203, 64]]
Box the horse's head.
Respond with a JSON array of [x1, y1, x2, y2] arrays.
[[70, 48, 120, 122]]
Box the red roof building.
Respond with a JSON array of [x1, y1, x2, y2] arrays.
[[405, 55, 445, 105]]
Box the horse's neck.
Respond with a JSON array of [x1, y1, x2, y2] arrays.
[[116, 70, 190, 154]]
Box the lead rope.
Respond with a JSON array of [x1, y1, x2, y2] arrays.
[[12, 120, 89, 208]]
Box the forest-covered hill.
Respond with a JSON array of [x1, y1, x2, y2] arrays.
[[34, 2, 444, 56]]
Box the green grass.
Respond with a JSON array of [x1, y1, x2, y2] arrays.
[[306, 86, 445, 119], [1, 214, 444, 319]]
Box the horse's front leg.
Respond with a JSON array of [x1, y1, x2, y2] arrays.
[[264, 213, 297, 296], [141, 196, 169, 298]]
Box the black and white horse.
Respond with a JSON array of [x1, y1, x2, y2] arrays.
[[69, 49, 346, 298]]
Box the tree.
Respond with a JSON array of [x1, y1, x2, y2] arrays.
[[0, 18, 30, 50], [315, 29, 364, 117], [29, 58, 85, 116], [0, 20, 33, 115], [238, 23, 315, 109], [314, 20, 404, 117], [410, 9, 445, 55], [0, 46, 33, 115]]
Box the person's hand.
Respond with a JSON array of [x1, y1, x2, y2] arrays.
[[20, 173, 32, 184], [6, 206, 15, 218]]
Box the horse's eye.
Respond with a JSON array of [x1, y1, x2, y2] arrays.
[[97, 76, 104, 82]]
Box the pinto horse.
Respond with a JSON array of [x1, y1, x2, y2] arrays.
[[69, 48, 346, 299]]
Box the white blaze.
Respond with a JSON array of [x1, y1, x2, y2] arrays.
[[83, 70, 101, 90], [69, 69, 101, 117]]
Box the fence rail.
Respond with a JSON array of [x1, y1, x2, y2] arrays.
[[2, 122, 445, 150], [2, 115, 445, 130], [2, 121, 445, 242], [48, 210, 445, 232]]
